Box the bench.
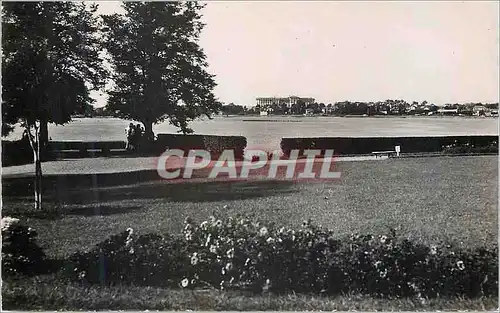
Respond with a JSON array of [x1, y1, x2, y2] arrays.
[[48, 141, 127, 157], [372, 150, 397, 158]]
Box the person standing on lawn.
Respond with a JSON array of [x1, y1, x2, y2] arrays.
[[133, 123, 143, 151], [125, 123, 134, 151]]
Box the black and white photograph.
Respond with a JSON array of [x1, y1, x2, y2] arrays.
[[1, 0, 499, 311]]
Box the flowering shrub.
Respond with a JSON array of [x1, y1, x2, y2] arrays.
[[65, 216, 498, 298], [442, 141, 498, 154], [1, 217, 46, 276], [64, 228, 189, 286]]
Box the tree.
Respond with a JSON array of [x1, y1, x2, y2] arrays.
[[291, 100, 306, 115], [222, 102, 245, 115], [2, 2, 106, 209], [102, 2, 221, 140]]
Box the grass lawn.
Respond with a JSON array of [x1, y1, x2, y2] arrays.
[[2, 155, 498, 310], [2, 275, 498, 311], [2, 155, 497, 258]]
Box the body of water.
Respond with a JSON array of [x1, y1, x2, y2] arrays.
[[4, 116, 498, 150]]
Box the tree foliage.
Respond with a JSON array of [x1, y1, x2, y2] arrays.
[[1, 2, 106, 209], [1, 2, 106, 135], [102, 2, 221, 137]]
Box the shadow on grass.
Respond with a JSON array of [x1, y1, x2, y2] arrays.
[[65, 205, 144, 217], [1, 204, 145, 220], [2, 170, 297, 205]]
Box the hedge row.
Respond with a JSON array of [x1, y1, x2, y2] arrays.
[[64, 216, 498, 298], [2, 139, 33, 167], [280, 136, 499, 156], [155, 134, 247, 159]]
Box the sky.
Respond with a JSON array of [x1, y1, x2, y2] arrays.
[[93, 1, 499, 107]]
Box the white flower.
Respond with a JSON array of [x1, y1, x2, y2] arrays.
[[379, 268, 388, 278], [209, 216, 216, 224], [430, 246, 437, 255], [215, 220, 223, 227], [259, 227, 268, 237], [408, 282, 418, 291], [125, 228, 134, 247], [380, 235, 387, 244], [263, 278, 271, 292], [181, 278, 189, 288], [266, 237, 275, 244], [1, 217, 20, 232], [457, 260, 465, 271], [205, 234, 212, 247], [191, 253, 199, 265], [200, 221, 208, 229], [185, 232, 193, 241]]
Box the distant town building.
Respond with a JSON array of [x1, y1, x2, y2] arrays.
[[256, 96, 315, 108], [472, 105, 489, 116], [437, 108, 459, 115]]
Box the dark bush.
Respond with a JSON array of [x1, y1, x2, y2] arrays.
[[2, 139, 32, 166], [203, 135, 247, 160], [155, 134, 247, 160], [64, 216, 498, 298], [280, 136, 499, 156], [1, 217, 46, 277]]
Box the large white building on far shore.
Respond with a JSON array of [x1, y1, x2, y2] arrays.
[[256, 96, 315, 108]]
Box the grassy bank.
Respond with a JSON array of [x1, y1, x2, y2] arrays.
[[2, 275, 497, 311], [2, 156, 497, 258]]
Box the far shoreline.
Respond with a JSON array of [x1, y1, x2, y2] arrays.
[[218, 114, 499, 119]]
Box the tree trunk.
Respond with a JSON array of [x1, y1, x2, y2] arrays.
[[26, 121, 43, 210], [39, 119, 49, 161], [34, 150, 42, 210], [40, 119, 49, 146], [143, 121, 154, 142]]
